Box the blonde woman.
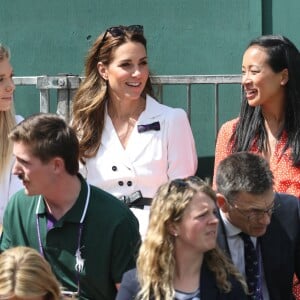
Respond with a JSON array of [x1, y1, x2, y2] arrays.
[[116, 177, 247, 300], [0, 246, 62, 300], [0, 43, 23, 223]]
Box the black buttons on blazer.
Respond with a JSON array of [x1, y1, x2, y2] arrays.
[[127, 181, 132, 186], [112, 166, 117, 171], [118, 181, 124, 186]]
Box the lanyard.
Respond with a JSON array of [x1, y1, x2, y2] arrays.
[[35, 182, 90, 296]]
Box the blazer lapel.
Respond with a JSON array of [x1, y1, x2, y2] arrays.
[[200, 262, 219, 300], [101, 113, 133, 169], [125, 96, 164, 162], [216, 209, 232, 258]]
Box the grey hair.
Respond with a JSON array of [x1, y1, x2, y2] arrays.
[[216, 152, 274, 201]]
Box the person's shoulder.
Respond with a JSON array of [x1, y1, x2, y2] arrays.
[[219, 117, 239, 131], [122, 268, 138, 281], [146, 94, 186, 116], [275, 192, 299, 206], [5, 190, 37, 216], [9, 189, 32, 203], [89, 184, 123, 207], [270, 193, 300, 229], [116, 268, 140, 300], [15, 115, 24, 124]]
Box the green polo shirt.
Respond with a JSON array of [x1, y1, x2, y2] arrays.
[[0, 175, 141, 300]]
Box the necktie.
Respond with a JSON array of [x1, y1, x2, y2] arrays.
[[239, 232, 261, 299]]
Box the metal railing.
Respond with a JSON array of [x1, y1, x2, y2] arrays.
[[13, 74, 242, 136]]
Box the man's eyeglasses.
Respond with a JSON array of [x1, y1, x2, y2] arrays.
[[226, 198, 277, 221], [97, 25, 144, 53]]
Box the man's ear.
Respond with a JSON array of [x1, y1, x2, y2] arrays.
[[52, 157, 65, 174], [216, 193, 230, 213]]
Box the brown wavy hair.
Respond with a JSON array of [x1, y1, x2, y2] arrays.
[[71, 26, 154, 163]]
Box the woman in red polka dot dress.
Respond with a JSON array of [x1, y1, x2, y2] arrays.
[[213, 35, 300, 299]]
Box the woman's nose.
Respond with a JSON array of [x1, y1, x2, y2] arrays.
[[131, 67, 142, 77], [242, 72, 251, 86], [5, 78, 15, 92]]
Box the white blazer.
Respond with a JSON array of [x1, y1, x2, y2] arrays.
[[81, 95, 198, 198]]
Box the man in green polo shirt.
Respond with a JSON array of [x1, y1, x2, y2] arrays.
[[0, 113, 141, 300]]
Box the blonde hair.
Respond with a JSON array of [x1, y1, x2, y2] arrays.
[[0, 44, 16, 181], [136, 177, 247, 299], [0, 246, 61, 299]]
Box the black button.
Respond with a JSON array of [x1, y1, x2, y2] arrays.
[[112, 166, 117, 171], [127, 181, 132, 186], [118, 181, 124, 186]]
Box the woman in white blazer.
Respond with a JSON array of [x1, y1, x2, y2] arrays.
[[72, 25, 197, 237]]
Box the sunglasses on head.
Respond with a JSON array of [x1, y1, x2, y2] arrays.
[[97, 25, 144, 53], [167, 176, 207, 195], [167, 179, 189, 194], [103, 25, 143, 40]]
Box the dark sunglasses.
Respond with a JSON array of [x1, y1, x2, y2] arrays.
[[97, 25, 144, 54], [167, 179, 189, 194], [167, 176, 208, 195], [103, 25, 143, 40]]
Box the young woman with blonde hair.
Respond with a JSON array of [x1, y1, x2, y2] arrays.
[[0, 246, 62, 300], [0, 43, 23, 223], [116, 177, 247, 300]]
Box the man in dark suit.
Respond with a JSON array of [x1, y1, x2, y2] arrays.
[[215, 152, 300, 300]]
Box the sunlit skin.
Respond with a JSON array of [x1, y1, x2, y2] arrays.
[[98, 41, 149, 104], [218, 188, 275, 237], [12, 141, 55, 196], [174, 192, 219, 256], [242, 46, 288, 112], [0, 58, 15, 111]]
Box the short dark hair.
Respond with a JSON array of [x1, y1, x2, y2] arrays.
[[216, 152, 274, 201], [9, 113, 79, 175]]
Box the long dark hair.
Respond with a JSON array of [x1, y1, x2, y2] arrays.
[[231, 35, 300, 165]]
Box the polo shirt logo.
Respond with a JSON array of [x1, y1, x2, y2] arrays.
[[75, 247, 85, 273]]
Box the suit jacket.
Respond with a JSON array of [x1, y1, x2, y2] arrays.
[[217, 193, 300, 300], [115, 262, 247, 300]]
